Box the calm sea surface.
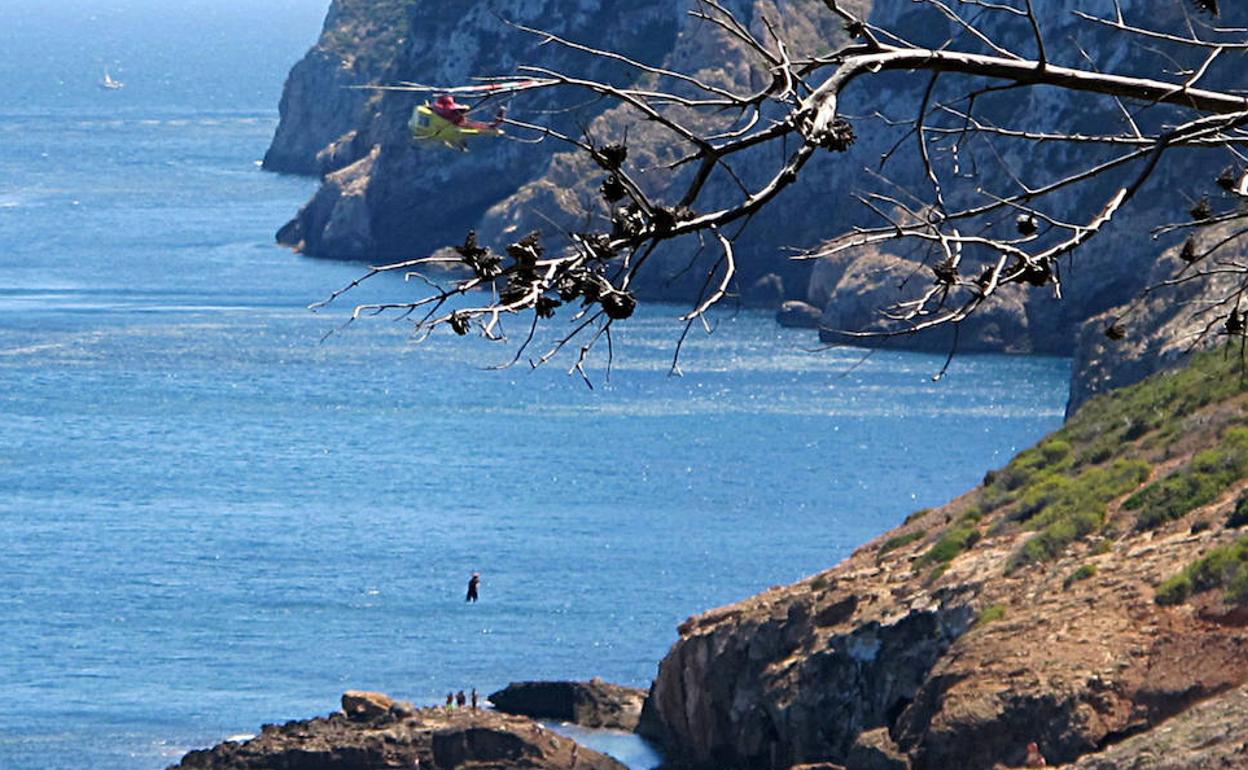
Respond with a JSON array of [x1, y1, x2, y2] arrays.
[[0, 4, 1070, 768]]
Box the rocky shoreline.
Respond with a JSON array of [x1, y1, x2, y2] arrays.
[[635, 349, 1248, 770], [175, 350, 1248, 770], [171, 690, 629, 770]]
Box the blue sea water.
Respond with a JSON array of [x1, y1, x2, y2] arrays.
[[0, 4, 1071, 769]]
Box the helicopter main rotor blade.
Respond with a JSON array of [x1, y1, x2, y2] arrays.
[[348, 77, 557, 96]]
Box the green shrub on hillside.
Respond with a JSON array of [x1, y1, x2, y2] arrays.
[[1065, 563, 1098, 587], [980, 439, 1074, 512], [1009, 459, 1150, 569], [903, 508, 932, 525], [976, 603, 1006, 626], [1126, 427, 1248, 530], [1227, 569, 1248, 604], [1156, 536, 1248, 606], [1155, 573, 1193, 605], [879, 530, 925, 555], [963, 348, 1248, 579], [1062, 349, 1247, 467], [918, 525, 981, 568]]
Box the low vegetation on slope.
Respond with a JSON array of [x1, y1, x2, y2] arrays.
[[1156, 535, 1248, 606], [905, 347, 1248, 582], [1125, 427, 1248, 530]]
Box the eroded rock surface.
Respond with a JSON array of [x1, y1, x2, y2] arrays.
[[262, 1, 410, 176], [1060, 683, 1248, 770], [1067, 222, 1247, 414]]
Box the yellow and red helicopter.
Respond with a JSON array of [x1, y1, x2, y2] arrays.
[[357, 77, 555, 151]]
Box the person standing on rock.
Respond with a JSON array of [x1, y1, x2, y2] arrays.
[[470, 688, 478, 710], [466, 572, 480, 603], [445, 692, 454, 711], [456, 690, 467, 708]]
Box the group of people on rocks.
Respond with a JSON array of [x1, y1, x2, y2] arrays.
[[444, 688, 478, 711]]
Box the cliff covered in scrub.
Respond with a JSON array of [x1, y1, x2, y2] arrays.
[[639, 347, 1248, 769]]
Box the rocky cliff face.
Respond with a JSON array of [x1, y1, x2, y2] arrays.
[[262, 1, 411, 176], [1064, 682, 1248, 770], [803, 0, 1247, 359], [269, 0, 683, 261], [639, 348, 1248, 770], [268, 2, 1245, 393]]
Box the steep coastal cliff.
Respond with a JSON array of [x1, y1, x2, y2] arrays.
[[269, 0, 682, 260], [267, 1, 1247, 406], [640, 347, 1248, 769], [262, 0, 411, 176]]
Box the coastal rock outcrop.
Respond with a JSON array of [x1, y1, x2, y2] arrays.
[[1062, 682, 1248, 770], [340, 690, 397, 721], [269, 0, 683, 261], [640, 350, 1248, 769], [170, 692, 626, 770], [814, 250, 1037, 354], [488, 679, 647, 731]]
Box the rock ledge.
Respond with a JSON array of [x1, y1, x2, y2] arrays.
[[488, 679, 648, 731]]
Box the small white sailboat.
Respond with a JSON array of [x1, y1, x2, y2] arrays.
[[98, 67, 124, 91]]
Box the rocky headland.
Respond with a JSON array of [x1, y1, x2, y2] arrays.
[[267, 0, 1247, 405], [637, 347, 1248, 769], [171, 690, 626, 770]]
